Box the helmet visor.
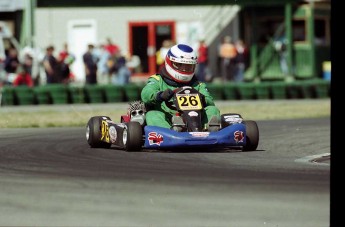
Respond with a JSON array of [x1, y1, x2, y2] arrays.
[[172, 62, 196, 73]]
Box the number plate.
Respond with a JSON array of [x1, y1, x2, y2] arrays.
[[176, 93, 202, 110], [101, 120, 110, 143]]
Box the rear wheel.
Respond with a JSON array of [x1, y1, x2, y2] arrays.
[[243, 120, 259, 151], [122, 121, 143, 151], [86, 116, 112, 148]]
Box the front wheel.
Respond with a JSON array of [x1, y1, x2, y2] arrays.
[[122, 121, 143, 151], [243, 120, 259, 151], [86, 116, 112, 148]]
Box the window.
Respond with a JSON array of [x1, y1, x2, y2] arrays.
[[314, 19, 327, 45], [292, 20, 306, 42]]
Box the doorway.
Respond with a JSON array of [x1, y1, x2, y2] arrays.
[[129, 21, 175, 77], [68, 20, 97, 83]]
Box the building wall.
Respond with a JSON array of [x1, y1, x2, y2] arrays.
[[35, 6, 230, 82], [35, 6, 214, 52]]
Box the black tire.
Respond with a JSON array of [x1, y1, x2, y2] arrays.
[[243, 120, 259, 151], [86, 116, 112, 148], [122, 121, 143, 151]]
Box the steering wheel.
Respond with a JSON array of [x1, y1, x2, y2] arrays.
[[164, 88, 180, 111]]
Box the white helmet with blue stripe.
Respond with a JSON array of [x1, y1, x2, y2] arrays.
[[164, 44, 198, 83]]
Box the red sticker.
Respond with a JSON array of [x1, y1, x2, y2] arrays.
[[234, 130, 244, 143], [148, 132, 164, 146]]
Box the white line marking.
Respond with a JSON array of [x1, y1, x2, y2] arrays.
[[295, 153, 330, 166]]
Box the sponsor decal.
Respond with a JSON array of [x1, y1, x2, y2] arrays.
[[188, 111, 198, 117], [109, 126, 117, 143], [169, 56, 195, 64], [234, 130, 244, 143], [224, 115, 242, 124], [189, 132, 210, 137], [148, 132, 163, 146], [179, 59, 196, 64], [227, 114, 240, 118]]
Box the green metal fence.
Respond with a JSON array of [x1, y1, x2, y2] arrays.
[[0, 80, 330, 106]]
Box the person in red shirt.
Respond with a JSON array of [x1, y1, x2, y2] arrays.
[[12, 65, 33, 87], [195, 39, 209, 82], [58, 43, 75, 84], [104, 37, 120, 56]]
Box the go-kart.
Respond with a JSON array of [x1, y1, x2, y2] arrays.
[[86, 86, 259, 152]]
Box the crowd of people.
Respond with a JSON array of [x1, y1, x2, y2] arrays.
[[217, 35, 249, 83], [89, 38, 134, 86], [0, 46, 35, 87], [0, 43, 75, 87], [0, 35, 249, 89], [0, 37, 137, 88], [42, 38, 135, 86]]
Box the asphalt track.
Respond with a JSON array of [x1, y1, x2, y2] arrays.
[[0, 118, 330, 226]]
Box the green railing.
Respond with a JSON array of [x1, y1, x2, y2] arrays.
[[0, 80, 330, 106]]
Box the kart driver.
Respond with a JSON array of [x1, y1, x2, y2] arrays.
[[141, 43, 221, 132]]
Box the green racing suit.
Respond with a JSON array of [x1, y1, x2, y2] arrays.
[[141, 73, 220, 129]]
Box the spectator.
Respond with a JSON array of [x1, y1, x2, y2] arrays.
[[104, 37, 120, 56], [216, 36, 225, 77], [22, 53, 33, 77], [234, 39, 249, 83], [4, 47, 20, 74], [274, 35, 289, 75], [4, 48, 20, 84], [219, 35, 237, 82], [12, 65, 34, 87], [58, 43, 75, 84], [20, 46, 42, 86], [43, 45, 59, 84], [156, 39, 173, 71], [83, 44, 98, 84], [0, 26, 5, 86], [0, 25, 5, 62], [58, 43, 69, 61], [195, 38, 208, 82], [126, 52, 141, 73], [95, 44, 111, 84], [4, 47, 20, 84], [110, 51, 131, 85]]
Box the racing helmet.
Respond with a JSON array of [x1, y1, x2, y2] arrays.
[[164, 44, 198, 83]]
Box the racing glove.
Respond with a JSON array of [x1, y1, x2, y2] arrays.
[[156, 88, 174, 102]]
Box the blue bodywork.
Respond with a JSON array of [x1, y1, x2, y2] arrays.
[[143, 123, 246, 149]]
